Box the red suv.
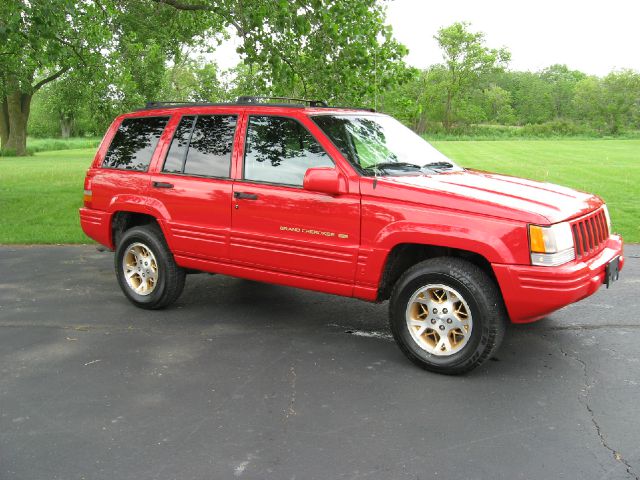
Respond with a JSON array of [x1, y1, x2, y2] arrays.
[[80, 97, 624, 374]]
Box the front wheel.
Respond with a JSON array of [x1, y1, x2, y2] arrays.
[[115, 225, 185, 309], [389, 257, 506, 375]]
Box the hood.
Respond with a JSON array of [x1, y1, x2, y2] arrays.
[[373, 169, 603, 224]]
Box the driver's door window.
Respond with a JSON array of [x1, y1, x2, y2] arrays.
[[243, 115, 334, 186]]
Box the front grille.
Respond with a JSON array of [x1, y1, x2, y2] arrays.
[[571, 208, 609, 259]]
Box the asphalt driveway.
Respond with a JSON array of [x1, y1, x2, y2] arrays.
[[1, 245, 638, 480]]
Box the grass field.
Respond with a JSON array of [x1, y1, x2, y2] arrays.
[[0, 140, 638, 244], [0, 149, 92, 244], [0, 137, 102, 157]]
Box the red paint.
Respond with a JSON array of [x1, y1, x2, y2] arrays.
[[80, 104, 624, 323], [303, 167, 346, 196]]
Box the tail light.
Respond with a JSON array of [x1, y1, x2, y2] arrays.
[[83, 174, 93, 208]]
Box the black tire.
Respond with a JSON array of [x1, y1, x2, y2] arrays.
[[389, 257, 506, 375], [115, 224, 185, 309]]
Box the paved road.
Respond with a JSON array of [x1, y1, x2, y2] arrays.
[[0, 245, 638, 480]]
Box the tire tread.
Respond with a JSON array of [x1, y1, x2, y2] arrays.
[[389, 257, 506, 375], [115, 224, 185, 310]]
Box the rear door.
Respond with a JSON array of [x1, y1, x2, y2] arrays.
[[230, 114, 361, 284], [148, 114, 238, 260]]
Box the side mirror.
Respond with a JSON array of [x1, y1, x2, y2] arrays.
[[303, 167, 345, 195]]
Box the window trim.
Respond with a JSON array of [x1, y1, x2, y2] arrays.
[[101, 115, 171, 172], [160, 113, 238, 180], [242, 114, 335, 188]]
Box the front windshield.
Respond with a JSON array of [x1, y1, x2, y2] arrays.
[[312, 114, 461, 175]]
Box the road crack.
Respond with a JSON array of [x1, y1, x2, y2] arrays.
[[285, 366, 297, 418], [559, 346, 639, 479]]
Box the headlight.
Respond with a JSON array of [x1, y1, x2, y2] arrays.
[[603, 204, 612, 232], [529, 222, 575, 266]]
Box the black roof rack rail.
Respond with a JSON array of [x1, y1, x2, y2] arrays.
[[140, 97, 375, 112], [236, 96, 329, 108], [141, 101, 233, 110]]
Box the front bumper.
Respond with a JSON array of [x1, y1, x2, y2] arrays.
[[493, 235, 624, 323]]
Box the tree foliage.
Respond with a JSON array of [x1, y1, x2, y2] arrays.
[[154, 0, 409, 104], [3, 0, 409, 155], [382, 23, 640, 136], [0, 0, 112, 154], [433, 22, 510, 129]]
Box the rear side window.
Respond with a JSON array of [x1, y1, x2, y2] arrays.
[[162, 115, 236, 178], [102, 116, 169, 171], [244, 116, 333, 186]]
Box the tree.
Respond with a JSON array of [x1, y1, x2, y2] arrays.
[[0, 1, 114, 154], [1, 0, 220, 155], [573, 70, 640, 133], [160, 56, 226, 102], [540, 64, 586, 119], [480, 84, 515, 124], [433, 22, 510, 130], [28, 72, 89, 138], [154, 0, 409, 105], [492, 70, 554, 125], [2, 0, 407, 155]]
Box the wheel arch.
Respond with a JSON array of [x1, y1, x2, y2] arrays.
[[111, 211, 164, 248], [376, 242, 499, 302]]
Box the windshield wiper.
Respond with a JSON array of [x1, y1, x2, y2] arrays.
[[364, 162, 421, 172], [421, 161, 454, 171]]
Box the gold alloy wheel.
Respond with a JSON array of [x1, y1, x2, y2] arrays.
[[123, 242, 158, 296], [405, 284, 473, 356]]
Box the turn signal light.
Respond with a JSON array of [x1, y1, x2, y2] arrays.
[[528, 223, 575, 266]]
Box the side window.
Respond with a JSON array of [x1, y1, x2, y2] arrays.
[[163, 116, 195, 174], [162, 115, 236, 178], [103, 116, 169, 171], [244, 116, 334, 186]]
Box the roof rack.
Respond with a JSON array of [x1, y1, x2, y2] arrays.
[[141, 97, 375, 112], [142, 101, 233, 109], [236, 96, 328, 107]]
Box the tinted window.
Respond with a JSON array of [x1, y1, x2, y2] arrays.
[[185, 116, 236, 177], [162, 115, 236, 178], [244, 116, 333, 186], [163, 116, 195, 174], [103, 117, 169, 171]]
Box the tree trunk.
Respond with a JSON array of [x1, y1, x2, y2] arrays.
[[60, 115, 74, 138], [443, 90, 453, 131], [0, 99, 9, 148], [416, 114, 428, 135], [2, 90, 31, 156]]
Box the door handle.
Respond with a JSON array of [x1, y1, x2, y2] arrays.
[[152, 181, 174, 189], [234, 191, 258, 200]]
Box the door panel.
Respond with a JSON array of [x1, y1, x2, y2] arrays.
[[230, 182, 360, 283], [148, 175, 232, 259]]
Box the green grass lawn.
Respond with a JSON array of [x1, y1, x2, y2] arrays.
[[0, 137, 102, 157], [0, 140, 638, 244], [0, 148, 93, 244]]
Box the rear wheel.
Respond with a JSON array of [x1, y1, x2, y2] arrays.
[[115, 225, 185, 309], [389, 257, 506, 375]]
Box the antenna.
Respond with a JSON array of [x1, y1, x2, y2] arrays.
[[374, 49, 378, 112]]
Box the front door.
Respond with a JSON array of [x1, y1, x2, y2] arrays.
[[148, 114, 237, 260], [230, 114, 360, 284]]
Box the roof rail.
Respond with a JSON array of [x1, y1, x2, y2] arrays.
[[140, 97, 375, 112], [236, 96, 329, 108], [143, 101, 231, 109]]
